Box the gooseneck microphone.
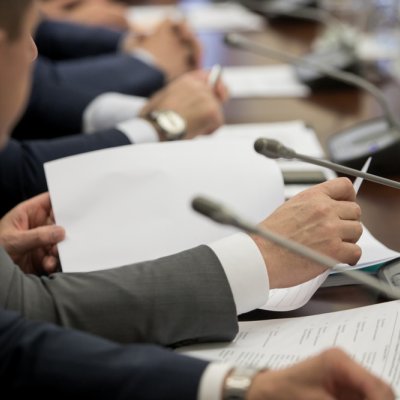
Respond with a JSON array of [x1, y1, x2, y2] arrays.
[[241, 1, 353, 47], [192, 196, 400, 300], [225, 33, 398, 130], [254, 138, 400, 190], [224, 33, 400, 176]]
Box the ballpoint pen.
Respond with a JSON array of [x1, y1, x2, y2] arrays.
[[208, 64, 223, 88], [353, 157, 372, 194]]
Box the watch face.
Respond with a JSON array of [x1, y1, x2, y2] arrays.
[[157, 111, 186, 137]]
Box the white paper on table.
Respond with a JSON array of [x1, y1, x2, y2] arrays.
[[126, 2, 266, 33], [210, 121, 327, 157], [209, 121, 337, 198], [179, 300, 400, 395], [261, 226, 400, 311], [45, 139, 284, 273], [221, 65, 310, 98]]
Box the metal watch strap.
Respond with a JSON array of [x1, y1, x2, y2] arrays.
[[147, 110, 186, 141], [223, 367, 264, 400]]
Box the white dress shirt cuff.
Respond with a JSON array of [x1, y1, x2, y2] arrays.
[[208, 233, 269, 315], [116, 118, 159, 144], [83, 93, 147, 133], [198, 363, 233, 400], [130, 48, 158, 67]]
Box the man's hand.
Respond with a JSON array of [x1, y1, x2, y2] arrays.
[[255, 177, 362, 288], [246, 348, 394, 400], [0, 193, 65, 275], [139, 70, 227, 140], [123, 19, 202, 80]]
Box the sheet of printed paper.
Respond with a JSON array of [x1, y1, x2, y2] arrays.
[[180, 300, 400, 396]]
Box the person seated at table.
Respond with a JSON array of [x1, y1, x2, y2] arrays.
[[0, 0, 363, 356], [1, 2, 390, 398], [13, 17, 203, 139], [0, 69, 227, 217]]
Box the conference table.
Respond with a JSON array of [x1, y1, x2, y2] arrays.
[[193, 12, 400, 320]]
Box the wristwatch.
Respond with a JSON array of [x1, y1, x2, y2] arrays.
[[147, 110, 187, 141], [223, 367, 264, 400]]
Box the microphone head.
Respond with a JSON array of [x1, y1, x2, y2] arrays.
[[254, 138, 296, 159], [191, 196, 237, 226]]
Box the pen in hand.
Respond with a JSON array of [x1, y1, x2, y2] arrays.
[[208, 64, 223, 89]]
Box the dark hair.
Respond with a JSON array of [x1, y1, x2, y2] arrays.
[[0, 0, 32, 40]]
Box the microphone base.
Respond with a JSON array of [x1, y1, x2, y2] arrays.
[[328, 117, 400, 176], [294, 47, 360, 89]]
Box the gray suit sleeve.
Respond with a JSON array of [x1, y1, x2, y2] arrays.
[[0, 245, 238, 345]]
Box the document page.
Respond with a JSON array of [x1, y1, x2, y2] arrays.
[[180, 300, 400, 393], [45, 139, 284, 272], [210, 121, 337, 198], [222, 65, 310, 98]]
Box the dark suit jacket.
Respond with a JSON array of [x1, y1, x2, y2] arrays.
[[13, 20, 166, 139], [0, 308, 209, 398], [35, 19, 123, 60], [0, 130, 130, 217]]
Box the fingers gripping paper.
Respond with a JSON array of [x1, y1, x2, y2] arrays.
[[45, 139, 284, 273]]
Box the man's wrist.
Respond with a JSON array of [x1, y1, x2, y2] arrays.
[[143, 117, 167, 141], [144, 110, 187, 141]]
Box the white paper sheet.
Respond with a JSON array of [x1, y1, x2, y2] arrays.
[[261, 226, 400, 311], [210, 121, 327, 157], [221, 65, 310, 98], [180, 300, 400, 395], [45, 139, 284, 272], [209, 121, 337, 198], [126, 2, 266, 33]]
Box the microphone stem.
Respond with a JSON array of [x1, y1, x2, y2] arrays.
[[231, 217, 400, 299], [228, 35, 400, 131], [295, 152, 400, 189]]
